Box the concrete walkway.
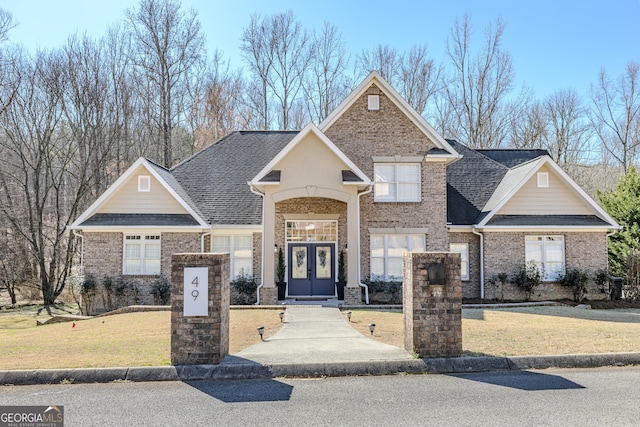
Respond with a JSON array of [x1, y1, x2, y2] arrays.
[[227, 306, 411, 365]]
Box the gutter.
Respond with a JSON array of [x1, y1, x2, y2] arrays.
[[357, 185, 374, 304], [200, 231, 211, 253], [471, 227, 485, 299], [249, 184, 266, 305]]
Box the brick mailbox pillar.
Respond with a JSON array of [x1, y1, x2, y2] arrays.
[[171, 253, 230, 365], [403, 252, 462, 358]]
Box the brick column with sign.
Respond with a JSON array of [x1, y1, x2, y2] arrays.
[[403, 252, 462, 358], [171, 253, 230, 365]]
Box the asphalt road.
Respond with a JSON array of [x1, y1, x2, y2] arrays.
[[1, 367, 639, 426]]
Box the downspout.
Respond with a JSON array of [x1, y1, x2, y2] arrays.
[[358, 185, 373, 304], [471, 227, 485, 299], [250, 184, 265, 305], [200, 231, 211, 253]]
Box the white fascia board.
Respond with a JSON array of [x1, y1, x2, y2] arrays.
[[211, 225, 262, 233], [447, 225, 475, 232], [320, 71, 460, 159], [69, 158, 208, 229], [250, 122, 371, 185]]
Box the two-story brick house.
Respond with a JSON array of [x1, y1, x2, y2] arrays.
[[69, 72, 619, 306]]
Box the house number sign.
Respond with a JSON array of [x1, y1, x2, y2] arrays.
[[183, 267, 208, 316]]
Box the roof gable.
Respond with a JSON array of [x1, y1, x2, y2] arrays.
[[319, 71, 460, 161], [251, 123, 370, 187], [70, 158, 208, 229], [477, 156, 619, 228]]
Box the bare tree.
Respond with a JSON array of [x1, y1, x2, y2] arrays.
[[590, 62, 640, 172], [399, 44, 442, 116], [190, 50, 245, 146], [0, 9, 19, 115], [509, 98, 547, 149], [125, 0, 206, 167], [356, 44, 400, 85], [543, 89, 593, 166], [269, 11, 312, 130], [304, 21, 349, 123], [443, 13, 517, 148], [241, 13, 275, 130]]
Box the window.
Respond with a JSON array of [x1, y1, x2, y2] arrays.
[[123, 234, 160, 275], [370, 234, 425, 280], [525, 236, 565, 281], [138, 175, 151, 192], [212, 235, 253, 279], [374, 163, 421, 202], [368, 94, 380, 110], [537, 172, 549, 188], [450, 243, 469, 281]]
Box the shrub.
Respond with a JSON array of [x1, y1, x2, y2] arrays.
[[231, 274, 257, 305], [80, 274, 98, 315], [363, 277, 402, 304], [489, 272, 509, 302], [512, 262, 542, 301], [593, 268, 611, 300], [151, 277, 171, 305], [558, 268, 589, 303]]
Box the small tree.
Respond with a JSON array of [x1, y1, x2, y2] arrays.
[[276, 247, 286, 284], [558, 268, 589, 303], [337, 249, 346, 284], [490, 272, 509, 302], [512, 262, 542, 301], [593, 268, 611, 300]]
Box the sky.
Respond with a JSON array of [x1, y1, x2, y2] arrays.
[[1, 0, 640, 99]]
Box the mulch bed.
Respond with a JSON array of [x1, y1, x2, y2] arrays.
[[463, 298, 640, 309]]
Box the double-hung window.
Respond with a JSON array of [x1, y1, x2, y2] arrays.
[[212, 235, 253, 279], [370, 234, 425, 281], [123, 234, 161, 275], [450, 243, 469, 281], [525, 236, 565, 281], [374, 163, 421, 202]]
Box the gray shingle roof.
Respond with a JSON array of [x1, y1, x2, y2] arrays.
[[446, 140, 550, 225], [486, 215, 611, 227], [171, 131, 297, 225], [81, 213, 200, 227]]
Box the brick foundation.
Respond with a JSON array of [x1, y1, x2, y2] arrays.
[[403, 252, 462, 358], [344, 286, 362, 305], [259, 286, 278, 305]]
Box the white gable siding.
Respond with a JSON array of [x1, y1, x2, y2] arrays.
[[98, 165, 188, 214], [497, 164, 593, 216]]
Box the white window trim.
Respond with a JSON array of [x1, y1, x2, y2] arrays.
[[525, 235, 565, 281], [450, 243, 469, 281], [374, 163, 421, 202], [370, 233, 425, 281], [138, 175, 151, 192], [537, 172, 549, 188], [212, 235, 253, 280], [123, 234, 161, 275]]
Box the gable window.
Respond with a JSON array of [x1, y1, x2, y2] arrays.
[[123, 234, 161, 275], [370, 234, 425, 281], [374, 163, 421, 202], [537, 172, 549, 188], [212, 235, 253, 279], [450, 243, 469, 281], [138, 175, 151, 192], [525, 235, 564, 281], [368, 94, 380, 110]]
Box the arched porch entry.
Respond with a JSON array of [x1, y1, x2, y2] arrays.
[[260, 188, 361, 304], [276, 197, 347, 298]]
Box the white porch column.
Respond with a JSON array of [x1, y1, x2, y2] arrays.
[[262, 193, 276, 288], [346, 194, 359, 286]]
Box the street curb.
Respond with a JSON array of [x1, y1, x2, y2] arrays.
[[1, 353, 639, 385]]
